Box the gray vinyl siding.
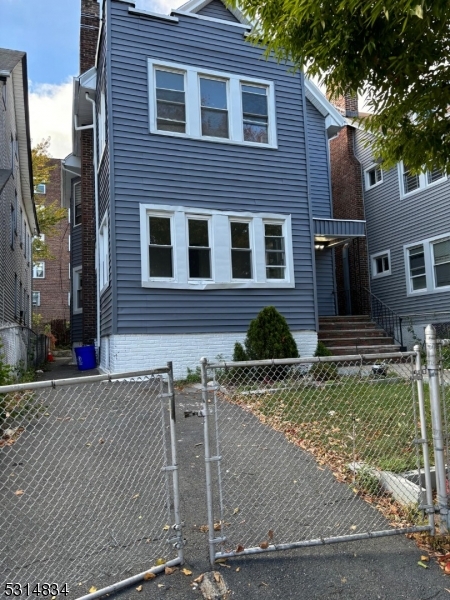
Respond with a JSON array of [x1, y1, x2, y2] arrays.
[[355, 128, 450, 317], [196, 0, 240, 22], [107, 0, 316, 335], [306, 99, 332, 219], [315, 249, 336, 316]]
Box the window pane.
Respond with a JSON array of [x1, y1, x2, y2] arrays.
[[155, 70, 184, 91], [201, 108, 229, 138], [242, 84, 267, 95], [265, 236, 284, 251], [403, 167, 420, 193], [150, 247, 173, 278], [200, 78, 227, 109], [383, 256, 389, 271], [433, 239, 450, 264], [230, 222, 250, 249], [265, 224, 283, 237], [156, 100, 186, 122], [232, 250, 252, 279], [266, 267, 285, 279], [150, 217, 171, 245], [242, 90, 268, 117], [156, 88, 185, 103], [189, 248, 211, 278], [409, 246, 425, 274], [243, 122, 268, 144], [427, 168, 444, 184], [188, 219, 209, 247], [412, 275, 426, 290], [157, 119, 185, 133], [266, 251, 285, 266], [376, 257, 383, 273], [435, 263, 450, 287]]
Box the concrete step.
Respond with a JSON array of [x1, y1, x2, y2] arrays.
[[318, 328, 386, 339], [325, 344, 401, 356], [319, 321, 378, 331], [319, 315, 370, 322], [320, 336, 395, 346]]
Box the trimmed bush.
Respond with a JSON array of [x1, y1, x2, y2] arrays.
[[233, 342, 248, 362], [244, 306, 299, 361], [315, 341, 332, 357]]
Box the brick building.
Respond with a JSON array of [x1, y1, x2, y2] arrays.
[[32, 158, 70, 326]]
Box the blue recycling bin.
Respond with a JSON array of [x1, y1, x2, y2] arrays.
[[75, 345, 97, 371]]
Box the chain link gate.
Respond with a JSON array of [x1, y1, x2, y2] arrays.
[[200, 352, 434, 564], [0, 365, 183, 598]]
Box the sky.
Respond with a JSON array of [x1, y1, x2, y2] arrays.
[[0, 0, 181, 158]]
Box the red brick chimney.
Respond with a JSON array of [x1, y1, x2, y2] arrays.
[[80, 0, 99, 345], [330, 92, 359, 118]]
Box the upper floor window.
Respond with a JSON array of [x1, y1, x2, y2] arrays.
[[35, 183, 46, 194], [400, 163, 446, 197], [33, 262, 45, 279], [404, 233, 450, 295], [140, 204, 293, 290], [99, 214, 109, 292], [371, 250, 391, 278], [364, 164, 383, 190], [148, 60, 277, 148], [73, 267, 83, 314], [73, 181, 82, 226], [98, 90, 106, 160], [32, 291, 40, 307]]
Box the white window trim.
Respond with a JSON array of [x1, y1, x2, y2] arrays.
[[229, 217, 253, 282], [364, 164, 383, 191], [35, 183, 46, 194], [33, 262, 45, 279], [98, 90, 106, 166], [73, 181, 82, 228], [98, 213, 109, 294], [399, 162, 447, 198], [139, 203, 294, 290], [186, 214, 213, 281], [404, 232, 450, 296], [73, 267, 83, 314], [148, 59, 277, 149], [371, 249, 391, 279]]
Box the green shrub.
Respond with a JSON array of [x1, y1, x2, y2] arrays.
[[244, 306, 298, 361], [232, 342, 248, 362], [309, 361, 339, 382], [315, 341, 332, 357]]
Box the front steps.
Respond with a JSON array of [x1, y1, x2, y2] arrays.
[[318, 315, 401, 356]]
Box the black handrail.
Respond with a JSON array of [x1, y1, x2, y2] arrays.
[[363, 287, 405, 350]]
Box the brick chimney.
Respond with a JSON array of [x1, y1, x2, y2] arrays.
[[329, 92, 359, 118], [79, 0, 99, 345]]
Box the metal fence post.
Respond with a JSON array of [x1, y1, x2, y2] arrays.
[[425, 325, 448, 533], [414, 345, 435, 535], [166, 362, 184, 563], [200, 357, 217, 566]]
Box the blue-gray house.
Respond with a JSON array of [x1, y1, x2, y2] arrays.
[[63, 0, 368, 377]]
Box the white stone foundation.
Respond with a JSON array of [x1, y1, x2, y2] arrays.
[[99, 330, 318, 380]]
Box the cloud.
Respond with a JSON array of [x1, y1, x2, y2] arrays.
[[136, 0, 184, 13], [28, 79, 73, 159]]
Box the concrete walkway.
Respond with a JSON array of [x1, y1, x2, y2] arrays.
[[36, 356, 99, 381]]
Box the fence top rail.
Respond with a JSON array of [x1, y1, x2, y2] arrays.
[[0, 366, 170, 394], [203, 351, 417, 370]]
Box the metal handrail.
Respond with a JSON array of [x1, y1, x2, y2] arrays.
[[363, 287, 405, 349]]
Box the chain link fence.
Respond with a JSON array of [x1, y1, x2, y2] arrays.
[[0, 324, 49, 373], [200, 352, 432, 563], [0, 366, 183, 596]]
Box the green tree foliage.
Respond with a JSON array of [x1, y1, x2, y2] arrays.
[[242, 306, 299, 361], [230, 0, 450, 172], [315, 341, 332, 357], [32, 139, 67, 260]]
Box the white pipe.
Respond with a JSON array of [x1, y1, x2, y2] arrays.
[[85, 93, 101, 360], [74, 113, 93, 131]]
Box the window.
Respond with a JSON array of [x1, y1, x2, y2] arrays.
[[19, 208, 22, 243], [33, 262, 45, 279], [230, 221, 252, 279], [32, 291, 40, 307], [10, 203, 15, 248], [404, 234, 450, 295], [14, 274, 17, 318], [73, 181, 82, 226], [73, 267, 82, 313], [188, 218, 211, 278], [364, 164, 383, 190], [371, 250, 391, 278], [24, 223, 27, 257], [98, 90, 107, 159], [140, 204, 294, 290], [149, 60, 277, 148], [35, 183, 46, 194], [400, 163, 447, 196], [99, 214, 109, 291], [1, 79, 6, 107]]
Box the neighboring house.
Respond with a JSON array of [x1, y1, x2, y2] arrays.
[[0, 49, 38, 331], [63, 0, 372, 377], [329, 95, 450, 348], [32, 158, 70, 327]]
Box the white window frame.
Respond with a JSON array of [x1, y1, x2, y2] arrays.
[[98, 213, 109, 293], [404, 233, 450, 295], [371, 249, 391, 279], [35, 183, 46, 194], [73, 181, 82, 227], [364, 164, 383, 190], [432, 236, 450, 291], [32, 291, 40, 307], [33, 262, 45, 279], [98, 90, 106, 164], [399, 162, 447, 198], [187, 214, 213, 281], [229, 218, 253, 281], [139, 203, 294, 290], [148, 59, 277, 149], [73, 267, 83, 314]]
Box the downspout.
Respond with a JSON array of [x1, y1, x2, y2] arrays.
[[85, 93, 101, 359]]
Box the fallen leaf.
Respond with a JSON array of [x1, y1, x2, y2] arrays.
[[99, 438, 105, 444], [350, 525, 357, 531], [420, 555, 429, 562], [268, 530, 274, 540], [418, 561, 429, 569], [136, 585, 143, 592], [165, 567, 176, 575], [199, 525, 209, 533], [215, 558, 227, 563], [341, 577, 347, 583], [214, 522, 222, 531], [260, 541, 269, 549], [233, 508, 239, 515], [143, 572, 156, 580], [155, 558, 166, 566], [89, 587, 97, 593], [157, 584, 164, 588], [86, 443, 91, 447], [193, 575, 204, 584], [14, 490, 24, 496], [446, 562, 450, 574], [236, 567, 240, 572], [131, 494, 140, 500], [236, 544, 244, 553], [163, 524, 170, 531], [182, 568, 192, 576], [214, 572, 221, 583]]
